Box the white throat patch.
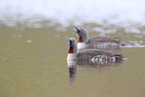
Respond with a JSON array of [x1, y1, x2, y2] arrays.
[[77, 42, 87, 50], [67, 53, 76, 61]]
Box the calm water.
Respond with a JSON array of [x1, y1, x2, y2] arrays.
[[0, 24, 145, 97]]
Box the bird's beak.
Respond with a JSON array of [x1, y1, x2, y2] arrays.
[[73, 26, 80, 33], [69, 39, 73, 47]]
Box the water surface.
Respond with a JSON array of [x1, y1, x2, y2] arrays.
[[0, 24, 145, 97]]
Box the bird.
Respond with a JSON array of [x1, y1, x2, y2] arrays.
[[67, 38, 124, 62], [73, 26, 126, 50]]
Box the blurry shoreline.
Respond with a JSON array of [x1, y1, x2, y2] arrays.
[[0, 15, 145, 48]]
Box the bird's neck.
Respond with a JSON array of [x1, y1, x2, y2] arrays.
[[67, 47, 77, 61], [78, 36, 83, 42], [67, 53, 76, 61], [77, 42, 87, 50]]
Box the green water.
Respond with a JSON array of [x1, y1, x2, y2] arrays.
[[0, 24, 145, 97]]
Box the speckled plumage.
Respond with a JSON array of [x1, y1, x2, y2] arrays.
[[88, 36, 120, 44], [74, 27, 125, 49], [77, 49, 123, 61], [67, 38, 124, 62]]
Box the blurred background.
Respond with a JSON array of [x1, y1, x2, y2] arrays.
[[0, 0, 145, 97], [0, 0, 145, 26]]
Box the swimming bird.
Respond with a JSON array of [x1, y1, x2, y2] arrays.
[[67, 38, 124, 62], [74, 26, 126, 50]]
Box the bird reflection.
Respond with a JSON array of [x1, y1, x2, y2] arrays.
[[67, 59, 123, 85], [67, 61, 78, 85]]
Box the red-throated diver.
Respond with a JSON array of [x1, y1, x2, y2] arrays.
[[67, 38, 124, 62], [74, 26, 126, 50]]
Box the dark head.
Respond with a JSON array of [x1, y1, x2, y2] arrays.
[[68, 38, 77, 54], [74, 26, 88, 43]]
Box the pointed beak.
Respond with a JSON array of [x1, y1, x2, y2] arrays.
[[69, 40, 73, 47], [68, 38, 73, 48], [73, 26, 80, 33]]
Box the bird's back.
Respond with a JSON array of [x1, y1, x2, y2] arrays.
[[88, 36, 121, 43], [77, 49, 123, 61]]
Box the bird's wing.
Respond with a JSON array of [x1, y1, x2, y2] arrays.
[[88, 36, 121, 43], [77, 49, 116, 60]]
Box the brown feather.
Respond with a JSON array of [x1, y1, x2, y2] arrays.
[[68, 47, 74, 53], [78, 36, 83, 42]]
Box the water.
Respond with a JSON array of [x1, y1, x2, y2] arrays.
[[0, 0, 145, 97], [0, 25, 145, 97]]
